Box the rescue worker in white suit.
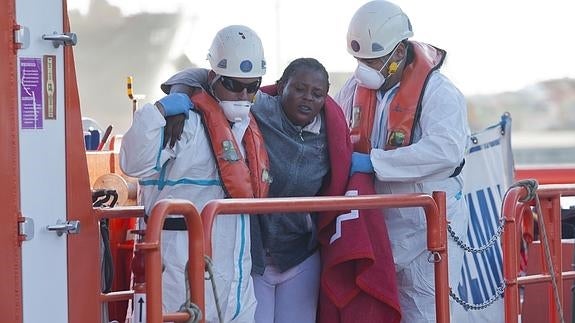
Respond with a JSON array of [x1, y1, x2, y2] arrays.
[[120, 25, 271, 322], [336, 1, 471, 322]]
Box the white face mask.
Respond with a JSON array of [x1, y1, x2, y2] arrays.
[[353, 46, 399, 90], [354, 62, 387, 90], [219, 100, 252, 122]]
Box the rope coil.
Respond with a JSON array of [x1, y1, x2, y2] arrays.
[[180, 256, 223, 323]]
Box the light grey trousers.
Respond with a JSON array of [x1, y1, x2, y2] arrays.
[[252, 250, 320, 323]]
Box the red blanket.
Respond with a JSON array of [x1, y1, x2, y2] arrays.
[[318, 173, 401, 323]]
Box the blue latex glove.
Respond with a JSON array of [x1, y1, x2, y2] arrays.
[[155, 93, 193, 119], [350, 152, 374, 176]]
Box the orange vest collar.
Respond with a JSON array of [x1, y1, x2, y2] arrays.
[[350, 41, 446, 152]]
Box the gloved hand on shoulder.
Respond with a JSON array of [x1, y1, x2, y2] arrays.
[[350, 152, 374, 176], [155, 93, 193, 119]]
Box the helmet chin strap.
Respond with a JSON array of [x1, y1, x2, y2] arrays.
[[209, 74, 222, 102]]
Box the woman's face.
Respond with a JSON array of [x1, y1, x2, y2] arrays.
[[278, 68, 328, 126]]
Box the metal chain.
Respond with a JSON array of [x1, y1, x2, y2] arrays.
[[447, 179, 551, 313], [449, 283, 506, 311], [448, 218, 505, 253], [446, 207, 505, 311], [446, 180, 510, 311], [441, 228, 506, 313], [448, 228, 506, 312], [449, 179, 538, 254]]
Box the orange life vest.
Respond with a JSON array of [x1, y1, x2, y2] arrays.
[[350, 41, 446, 153], [191, 91, 271, 198]]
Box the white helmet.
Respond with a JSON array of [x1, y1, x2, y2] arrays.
[[207, 25, 266, 78], [347, 0, 413, 59]]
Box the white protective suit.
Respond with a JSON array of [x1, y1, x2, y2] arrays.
[[335, 71, 471, 322], [120, 103, 256, 322]]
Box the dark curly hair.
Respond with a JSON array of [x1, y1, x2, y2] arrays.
[[277, 57, 330, 89]]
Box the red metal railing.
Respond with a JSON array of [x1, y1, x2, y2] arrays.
[[502, 183, 575, 323], [94, 206, 144, 305], [200, 192, 451, 323], [91, 167, 575, 323], [94, 200, 206, 323], [137, 199, 205, 323]]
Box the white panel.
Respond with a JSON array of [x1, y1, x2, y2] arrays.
[[16, 0, 68, 322]]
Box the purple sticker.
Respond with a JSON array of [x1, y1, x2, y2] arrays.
[[20, 57, 43, 129]]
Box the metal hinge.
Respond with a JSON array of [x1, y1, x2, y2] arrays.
[[18, 216, 34, 241], [13, 24, 29, 50]]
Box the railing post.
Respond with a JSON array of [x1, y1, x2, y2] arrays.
[[131, 237, 147, 323], [504, 184, 575, 323], [502, 185, 530, 323], [430, 191, 449, 323]]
